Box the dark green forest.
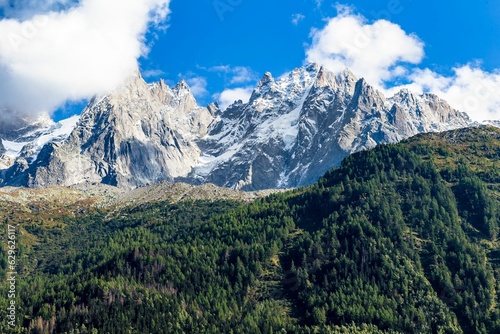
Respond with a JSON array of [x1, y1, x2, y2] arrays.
[[0, 126, 499, 333]]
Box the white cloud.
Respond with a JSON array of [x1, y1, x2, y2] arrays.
[[209, 65, 258, 85], [214, 87, 254, 111], [306, 6, 424, 87], [207, 65, 258, 110], [230, 67, 257, 84], [305, 7, 500, 121], [291, 13, 305, 26], [186, 76, 208, 98], [391, 65, 500, 121], [0, 0, 171, 119], [142, 69, 165, 78]]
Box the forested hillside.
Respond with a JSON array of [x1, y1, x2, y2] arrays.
[[0, 126, 499, 334]]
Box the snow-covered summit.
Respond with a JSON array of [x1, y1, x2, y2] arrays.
[[189, 63, 470, 189], [0, 115, 79, 170], [0, 63, 472, 190]]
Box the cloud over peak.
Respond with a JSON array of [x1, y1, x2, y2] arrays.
[[306, 6, 424, 87], [306, 5, 500, 121], [213, 87, 254, 111], [0, 0, 170, 118]]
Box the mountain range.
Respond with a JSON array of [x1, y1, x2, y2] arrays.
[[0, 63, 476, 190]]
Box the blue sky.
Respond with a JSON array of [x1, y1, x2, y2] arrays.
[[0, 0, 499, 121], [139, 0, 500, 121], [144, 0, 500, 83]]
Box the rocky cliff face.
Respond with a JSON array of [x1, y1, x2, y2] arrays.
[[2, 73, 214, 188], [0, 64, 472, 190], [0, 112, 59, 170], [189, 64, 470, 189]]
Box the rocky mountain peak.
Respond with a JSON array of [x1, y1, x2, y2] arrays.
[[0, 64, 474, 190], [258, 72, 274, 87], [249, 72, 275, 103], [207, 102, 220, 116], [0, 110, 54, 141], [174, 79, 190, 92], [32, 112, 55, 128], [348, 78, 386, 116]]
